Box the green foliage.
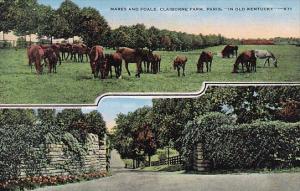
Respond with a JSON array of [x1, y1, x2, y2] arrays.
[[0, 41, 12, 49], [182, 112, 234, 168], [16, 37, 30, 48], [182, 113, 300, 170]]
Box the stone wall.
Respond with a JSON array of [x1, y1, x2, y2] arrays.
[[193, 143, 210, 171], [19, 133, 106, 178]]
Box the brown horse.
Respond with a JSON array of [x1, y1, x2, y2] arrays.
[[40, 44, 61, 65], [44, 48, 58, 73], [89, 45, 106, 79], [150, 53, 161, 74], [221, 45, 238, 58], [116, 47, 146, 78], [232, 50, 257, 73], [27, 45, 45, 74], [173, 56, 187, 77], [197, 51, 213, 73], [104, 53, 123, 78]]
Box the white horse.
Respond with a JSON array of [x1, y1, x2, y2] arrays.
[[254, 49, 278, 67]]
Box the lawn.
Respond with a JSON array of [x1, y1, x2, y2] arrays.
[[0, 45, 299, 104]]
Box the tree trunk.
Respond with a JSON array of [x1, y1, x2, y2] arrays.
[[51, 36, 53, 44], [2, 32, 4, 41], [29, 34, 32, 45], [167, 147, 170, 166], [132, 159, 135, 169], [148, 155, 151, 167]]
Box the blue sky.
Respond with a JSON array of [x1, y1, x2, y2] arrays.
[[82, 97, 152, 130], [38, 0, 300, 38]]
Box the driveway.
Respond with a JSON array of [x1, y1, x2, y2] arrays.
[[34, 150, 300, 191]]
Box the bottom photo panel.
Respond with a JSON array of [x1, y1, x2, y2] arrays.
[[1, 85, 300, 191]]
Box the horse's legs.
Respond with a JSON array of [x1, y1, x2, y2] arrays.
[[210, 61, 212, 72], [110, 65, 113, 78], [183, 64, 186, 76], [177, 67, 180, 77], [125, 62, 131, 76], [206, 62, 209, 73], [135, 62, 141, 78]]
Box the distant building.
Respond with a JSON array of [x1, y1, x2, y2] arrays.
[[0, 31, 81, 46], [241, 39, 274, 45]]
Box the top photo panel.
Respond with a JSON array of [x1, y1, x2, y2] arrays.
[[0, 0, 299, 104]]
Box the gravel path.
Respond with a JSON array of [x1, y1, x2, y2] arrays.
[[34, 150, 300, 191]]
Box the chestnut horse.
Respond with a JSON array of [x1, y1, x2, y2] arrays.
[[150, 53, 161, 74], [232, 50, 257, 73], [221, 45, 238, 58], [27, 45, 45, 74], [104, 53, 123, 78], [40, 44, 61, 65], [173, 56, 187, 77], [44, 48, 58, 73], [89, 45, 106, 79], [116, 47, 146, 78], [197, 51, 213, 73]]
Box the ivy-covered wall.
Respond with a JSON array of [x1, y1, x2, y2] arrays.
[[18, 133, 106, 178]]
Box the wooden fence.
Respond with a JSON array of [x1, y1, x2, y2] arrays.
[[145, 155, 183, 167]]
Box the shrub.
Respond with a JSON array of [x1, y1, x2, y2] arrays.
[[182, 112, 234, 169], [0, 41, 12, 48], [183, 112, 300, 170], [205, 121, 300, 169]]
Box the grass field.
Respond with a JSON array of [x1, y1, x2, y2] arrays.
[[0, 45, 299, 104]]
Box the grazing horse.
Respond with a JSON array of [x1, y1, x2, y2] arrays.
[[116, 47, 145, 78], [40, 44, 61, 65], [254, 49, 277, 67], [232, 50, 256, 73], [197, 51, 213, 73], [173, 56, 187, 77], [104, 53, 123, 78], [89, 45, 106, 79], [44, 48, 58, 73], [27, 45, 45, 74], [221, 45, 238, 58], [150, 53, 161, 74]]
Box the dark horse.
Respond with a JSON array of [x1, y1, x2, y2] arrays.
[[40, 44, 61, 65], [197, 51, 213, 73], [44, 48, 58, 73], [221, 45, 238, 58], [116, 47, 147, 78], [104, 53, 123, 78], [89, 45, 107, 79], [173, 56, 187, 77], [27, 45, 45, 74], [150, 53, 161, 74], [232, 50, 257, 73]]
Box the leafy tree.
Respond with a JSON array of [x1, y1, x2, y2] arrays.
[[57, 0, 81, 39], [79, 7, 110, 47], [0, 0, 16, 39], [37, 5, 70, 43]]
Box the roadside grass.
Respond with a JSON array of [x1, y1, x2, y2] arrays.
[[0, 45, 299, 104]]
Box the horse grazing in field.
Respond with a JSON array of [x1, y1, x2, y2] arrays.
[[197, 51, 213, 73], [150, 53, 161, 74], [89, 45, 107, 79], [232, 50, 257, 73], [40, 44, 61, 65], [221, 45, 238, 58], [116, 47, 146, 78], [104, 53, 123, 78], [44, 48, 58, 73], [254, 49, 277, 67], [173, 56, 188, 76], [27, 45, 45, 74]]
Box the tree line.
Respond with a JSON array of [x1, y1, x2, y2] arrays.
[[0, 0, 240, 49], [112, 86, 300, 167]]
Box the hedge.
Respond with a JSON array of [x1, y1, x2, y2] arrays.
[[205, 121, 300, 169], [182, 112, 300, 170]]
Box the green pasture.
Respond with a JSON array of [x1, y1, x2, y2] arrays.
[[0, 45, 299, 104]]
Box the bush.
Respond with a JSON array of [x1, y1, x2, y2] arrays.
[[0, 41, 12, 49], [205, 121, 300, 169], [16, 37, 30, 48], [183, 112, 300, 170], [182, 112, 234, 169]]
